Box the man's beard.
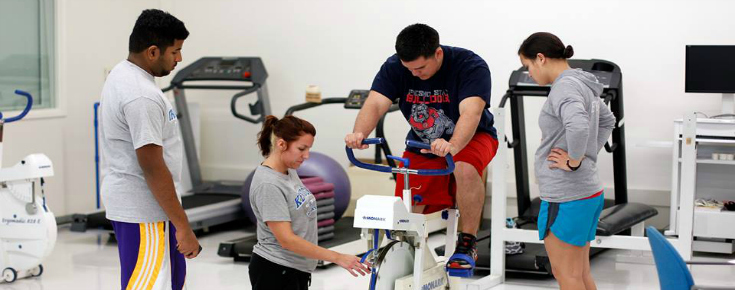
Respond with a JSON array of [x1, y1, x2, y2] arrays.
[[151, 66, 171, 77], [153, 60, 173, 77], [157, 69, 171, 77]]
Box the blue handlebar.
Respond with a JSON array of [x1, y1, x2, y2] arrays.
[[386, 155, 410, 167], [406, 140, 430, 150], [345, 138, 392, 173], [361, 138, 384, 145], [1, 90, 34, 122], [345, 139, 454, 176]]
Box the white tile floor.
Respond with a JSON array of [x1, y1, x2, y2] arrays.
[[1, 225, 734, 290]]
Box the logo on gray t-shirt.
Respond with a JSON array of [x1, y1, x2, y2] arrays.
[[295, 186, 317, 218]]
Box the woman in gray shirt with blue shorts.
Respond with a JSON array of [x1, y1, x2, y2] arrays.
[[518, 32, 616, 290]]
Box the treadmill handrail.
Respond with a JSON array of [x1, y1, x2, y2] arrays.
[[501, 90, 620, 152], [286, 98, 400, 116], [231, 85, 263, 124], [499, 91, 512, 108], [174, 84, 260, 91], [163, 77, 263, 93], [285, 98, 348, 115], [500, 89, 617, 106], [164, 79, 268, 124]]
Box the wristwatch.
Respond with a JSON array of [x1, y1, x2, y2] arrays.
[[567, 159, 582, 171]]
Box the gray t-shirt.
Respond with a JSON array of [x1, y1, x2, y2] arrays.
[[534, 69, 616, 203], [250, 165, 318, 273], [99, 60, 184, 223]]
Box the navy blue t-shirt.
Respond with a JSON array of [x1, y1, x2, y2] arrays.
[[371, 45, 496, 152]]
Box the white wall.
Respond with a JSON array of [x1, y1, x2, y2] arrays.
[[38, 0, 164, 215], [8, 0, 733, 222], [164, 0, 735, 228]]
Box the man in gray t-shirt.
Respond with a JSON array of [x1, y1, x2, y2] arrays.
[[99, 9, 198, 290], [249, 165, 318, 273]]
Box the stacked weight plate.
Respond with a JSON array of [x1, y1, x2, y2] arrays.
[[302, 177, 336, 242]]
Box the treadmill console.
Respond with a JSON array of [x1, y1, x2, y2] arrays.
[[171, 57, 268, 85], [344, 90, 370, 109], [516, 70, 613, 88], [510, 60, 620, 90], [190, 58, 251, 80]]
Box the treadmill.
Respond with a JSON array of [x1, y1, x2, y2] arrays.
[[217, 90, 401, 267], [71, 57, 271, 232], [435, 59, 658, 274]]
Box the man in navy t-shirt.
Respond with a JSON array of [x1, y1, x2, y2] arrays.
[[345, 23, 498, 272]]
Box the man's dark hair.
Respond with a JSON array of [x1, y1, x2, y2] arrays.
[[129, 9, 189, 53], [395, 23, 440, 61]]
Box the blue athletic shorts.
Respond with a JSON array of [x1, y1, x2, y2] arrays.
[[538, 192, 604, 247]]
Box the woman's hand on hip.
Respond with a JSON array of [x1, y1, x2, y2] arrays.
[[547, 148, 583, 172]]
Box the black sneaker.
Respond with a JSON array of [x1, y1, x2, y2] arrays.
[[447, 233, 477, 269]]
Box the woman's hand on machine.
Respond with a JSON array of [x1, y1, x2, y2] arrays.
[[345, 132, 370, 150], [335, 253, 371, 277]]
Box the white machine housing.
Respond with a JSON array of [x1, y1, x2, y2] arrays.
[[0, 154, 56, 283], [354, 196, 416, 232], [354, 195, 461, 290]]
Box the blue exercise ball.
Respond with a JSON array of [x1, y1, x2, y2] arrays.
[[241, 171, 258, 224], [297, 152, 351, 220]]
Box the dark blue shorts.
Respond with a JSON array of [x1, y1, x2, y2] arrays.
[[538, 192, 604, 247]]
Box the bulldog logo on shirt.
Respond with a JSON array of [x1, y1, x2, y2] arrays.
[[409, 103, 455, 143]]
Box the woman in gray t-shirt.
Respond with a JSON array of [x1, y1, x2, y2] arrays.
[[517, 32, 615, 290], [248, 115, 370, 290]]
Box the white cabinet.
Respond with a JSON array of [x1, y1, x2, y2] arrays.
[[668, 118, 735, 254]]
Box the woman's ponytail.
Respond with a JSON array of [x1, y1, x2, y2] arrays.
[[257, 115, 279, 157]]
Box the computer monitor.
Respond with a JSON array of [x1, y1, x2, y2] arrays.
[[685, 45, 735, 114]]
